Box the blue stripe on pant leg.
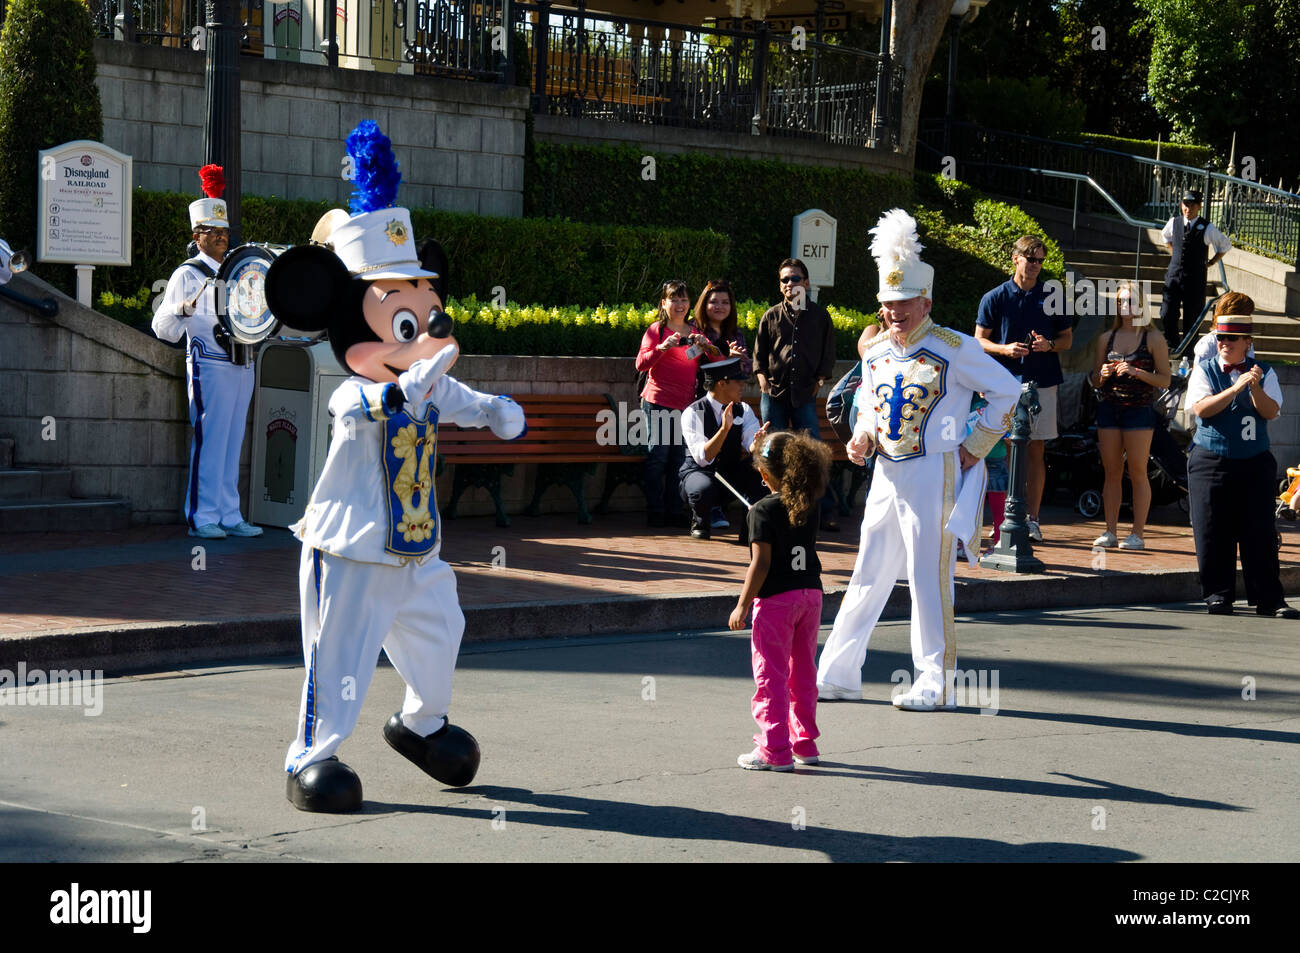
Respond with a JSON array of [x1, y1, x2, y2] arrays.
[[186, 356, 205, 529]]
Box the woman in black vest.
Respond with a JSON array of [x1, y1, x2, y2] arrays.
[[1186, 293, 1297, 617]]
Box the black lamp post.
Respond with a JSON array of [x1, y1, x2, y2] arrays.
[[979, 381, 1045, 573], [202, 0, 243, 244]]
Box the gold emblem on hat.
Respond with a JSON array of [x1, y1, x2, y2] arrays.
[[213, 202, 227, 221], [385, 219, 409, 246], [886, 268, 903, 288]]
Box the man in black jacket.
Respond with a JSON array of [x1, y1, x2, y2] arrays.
[[754, 258, 839, 529]]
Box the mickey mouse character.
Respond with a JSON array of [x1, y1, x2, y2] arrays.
[[265, 122, 525, 813]]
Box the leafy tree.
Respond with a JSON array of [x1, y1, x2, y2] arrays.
[[0, 0, 103, 250], [1139, 0, 1298, 182]]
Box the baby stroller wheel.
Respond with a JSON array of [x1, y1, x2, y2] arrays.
[[1077, 489, 1102, 519]]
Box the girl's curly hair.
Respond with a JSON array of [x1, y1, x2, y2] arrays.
[[752, 430, 832, 527]]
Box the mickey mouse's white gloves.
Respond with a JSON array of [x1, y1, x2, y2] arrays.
[[486, 396, 526, 440], [398, 344, 459, 406]]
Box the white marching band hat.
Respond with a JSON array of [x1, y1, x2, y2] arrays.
[[870, 208, 933, 302], [189, 164, 229, 230], [320, 207, 436, 281]]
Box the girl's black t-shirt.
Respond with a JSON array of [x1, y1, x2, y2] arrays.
[[747, 492, 822, 598]]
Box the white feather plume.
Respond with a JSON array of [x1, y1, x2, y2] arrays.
[[869, 208, 923, 266]]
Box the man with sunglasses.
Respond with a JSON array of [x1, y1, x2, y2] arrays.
[[1161, 189, 1231, 353], [975, 235, 1072, 542], [152, 165, 261, 540], [754, 258, 839, 530], [1185, 293, 1297, 618]]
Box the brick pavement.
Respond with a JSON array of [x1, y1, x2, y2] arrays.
[[4, 502, 1300, 640]]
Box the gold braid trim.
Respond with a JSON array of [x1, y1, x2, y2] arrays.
[[962, 422, 1004, 459]]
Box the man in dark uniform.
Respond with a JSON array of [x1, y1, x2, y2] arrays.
[[680, 358, 770, 541], [1160, 189, 1231, 352]]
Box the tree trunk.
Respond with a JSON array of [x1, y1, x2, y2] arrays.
[[890, 0, 954, 159]]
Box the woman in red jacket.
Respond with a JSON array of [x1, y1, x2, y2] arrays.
[[636, 280, 721, 526]]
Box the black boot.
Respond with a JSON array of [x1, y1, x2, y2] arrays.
[[690, 514, 711, 540], [383, 713, 481, 787], [286, 757, 363, 813]]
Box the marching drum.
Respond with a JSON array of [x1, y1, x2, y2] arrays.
[[216, 243, 324, 363]]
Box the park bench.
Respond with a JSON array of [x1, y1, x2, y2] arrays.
[[534, 50, 668, 108], [437, 394, 644, 526]]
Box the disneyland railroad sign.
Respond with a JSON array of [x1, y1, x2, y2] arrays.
[[37, 141, 133, 266]]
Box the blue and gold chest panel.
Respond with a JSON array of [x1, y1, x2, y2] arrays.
[[868, 347, 950, 461], [381, 405, 440, 558]]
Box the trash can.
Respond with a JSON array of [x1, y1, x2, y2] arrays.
[[249, 341, 348, 528]]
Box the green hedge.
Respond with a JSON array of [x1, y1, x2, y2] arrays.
[[526, 142, 913, 308], [1075, 132, 1216, 169], [55, 190, 729, 315]]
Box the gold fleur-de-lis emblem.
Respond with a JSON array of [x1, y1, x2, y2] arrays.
[[886, 268, 903, 288], [385, 219, 409, 246]]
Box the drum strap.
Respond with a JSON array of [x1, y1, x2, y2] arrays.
[[183, 258, 217, 280]]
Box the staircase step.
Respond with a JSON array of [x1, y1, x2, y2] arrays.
[[0, 498, 131, 533], [0, 468, 73, 500]]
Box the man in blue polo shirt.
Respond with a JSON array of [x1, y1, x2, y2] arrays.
[[974, 236, 1072, 541]]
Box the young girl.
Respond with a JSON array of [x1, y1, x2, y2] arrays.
[[729, 430, 832, 771]]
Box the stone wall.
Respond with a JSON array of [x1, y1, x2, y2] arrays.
[[94, 39, 528, 218], [0, 273, 190, 524]]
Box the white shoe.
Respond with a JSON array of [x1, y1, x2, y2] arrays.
[[793, 754, 820, 765], [1119, 534, 1145, 550], [1092, 531, 1118, 548], [220, 520, 264, 538], [817, 682, 861, 701], [1027, 519, 1043, 541], [892, 686, 955, 711], [188, 523, 227, 539], [737, 748, 794, 772]]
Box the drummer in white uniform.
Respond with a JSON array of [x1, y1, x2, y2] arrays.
[[152, 164, 261, 539], [817, 209, 1019, 710]]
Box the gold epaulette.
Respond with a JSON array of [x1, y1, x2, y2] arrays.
[[929, 324, 962, 348]]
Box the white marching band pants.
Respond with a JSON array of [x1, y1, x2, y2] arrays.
[[285, 546, 466, 774], [185, 356, 254, 528], [817, 451, 960, 702]]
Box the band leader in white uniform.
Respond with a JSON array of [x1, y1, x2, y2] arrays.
[[151, 165, 261, 539], [817, 209, 1020, 710]]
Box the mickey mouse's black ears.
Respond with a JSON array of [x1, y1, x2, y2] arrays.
[[265, 244, 351, 333], [419, 240, 449, 303]]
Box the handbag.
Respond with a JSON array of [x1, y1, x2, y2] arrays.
[[826, 360, 862, 444]]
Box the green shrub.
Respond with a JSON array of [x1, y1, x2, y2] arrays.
[[1075, 132, 1216, 169], [0, 0, 103, 248], [526, 142, 912, 309]]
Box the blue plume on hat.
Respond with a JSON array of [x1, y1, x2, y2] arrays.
[[346, 120, 401, 215]]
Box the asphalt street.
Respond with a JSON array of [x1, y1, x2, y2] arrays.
[[1, 603, 1296, 863]]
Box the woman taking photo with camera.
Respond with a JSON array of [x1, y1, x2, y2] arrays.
[[1089, 280, 1171, 550], [636, 280, 721, 527]]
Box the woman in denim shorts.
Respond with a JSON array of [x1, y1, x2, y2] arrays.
[[1089, 281, 1171, 550]]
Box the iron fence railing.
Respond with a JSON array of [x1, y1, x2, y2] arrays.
[[919, 119, 1300, 266], [1, 1, 900, 149], [515, 3, 898, 147]]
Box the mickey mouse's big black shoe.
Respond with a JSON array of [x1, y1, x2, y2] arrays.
[[383, 713, 481, 787], [286, 757, 363, 813]]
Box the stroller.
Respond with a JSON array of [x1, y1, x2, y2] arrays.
[[1043, 373, 1191, 519]]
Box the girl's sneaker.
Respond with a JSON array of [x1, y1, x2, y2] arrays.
[[737, 749, 794, 772], [1092, 531, 1118, 548], [1119, 534, 1145, 550], [792, 753, 820, 765]]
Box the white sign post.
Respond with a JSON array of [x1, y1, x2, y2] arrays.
[[38, 140, 133, 307], [791, 208, 836, 302]]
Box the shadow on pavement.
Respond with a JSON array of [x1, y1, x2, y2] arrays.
[[361, 786, 1145, 862]]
